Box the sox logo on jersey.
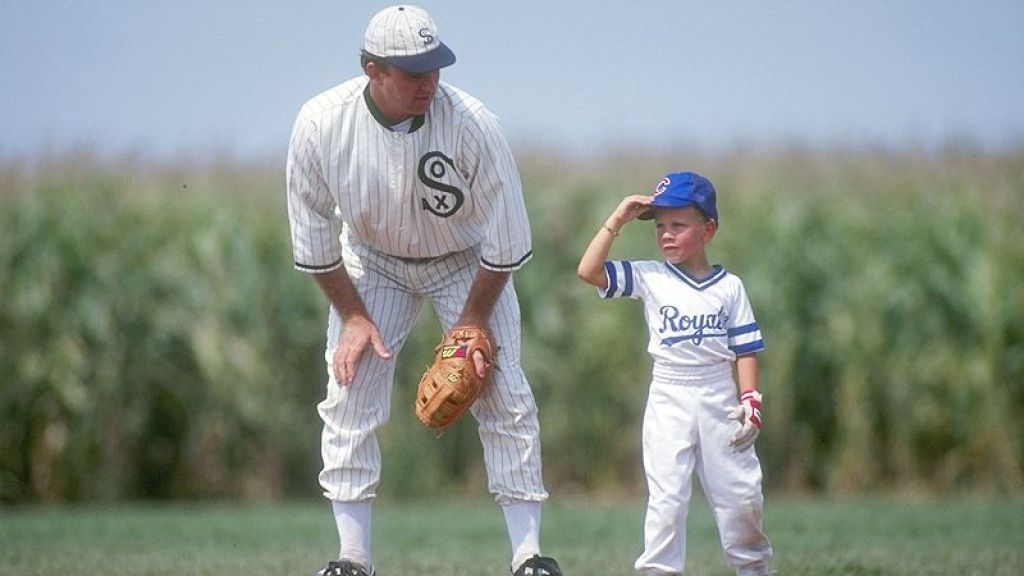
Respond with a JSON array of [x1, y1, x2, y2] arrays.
[[418, 151, 463, 217]]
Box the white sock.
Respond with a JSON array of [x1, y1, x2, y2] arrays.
[[502, 500, 542, 570], [332, 500, 373, 570]]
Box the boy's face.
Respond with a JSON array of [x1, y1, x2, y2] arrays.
[[653, 205, 717, 265]]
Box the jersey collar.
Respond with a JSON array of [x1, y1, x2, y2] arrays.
[[362, 85, 426, 133], [664, 262, 727, 291]]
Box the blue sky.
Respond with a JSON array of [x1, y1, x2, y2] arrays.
[[2, 1, 1022, 161]]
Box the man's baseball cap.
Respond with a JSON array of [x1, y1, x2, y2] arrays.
[[638, 171, 719, 222], [363, 5, 456, 74]]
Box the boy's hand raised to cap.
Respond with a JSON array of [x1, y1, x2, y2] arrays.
[[608, 195, 654, 230]]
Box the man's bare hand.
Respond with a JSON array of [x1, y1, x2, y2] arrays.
[[333, 316, 391, 385]]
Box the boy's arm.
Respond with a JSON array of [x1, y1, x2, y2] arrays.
[[576, 227, 616, 289], [729, 353, 763, 451], [577, 194, 652, 289], [735, 353, 760, 394]]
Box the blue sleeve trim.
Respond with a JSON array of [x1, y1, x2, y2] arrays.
[[728, 322, 760, 337], [622, 261, 634, 297], [731, 340, 765, 355], [603, 261, 617, 298]]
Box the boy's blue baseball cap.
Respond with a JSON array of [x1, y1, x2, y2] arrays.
[[638, 171, 718, 223]]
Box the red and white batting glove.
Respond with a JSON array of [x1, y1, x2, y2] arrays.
[[728, 390, 763, 451]]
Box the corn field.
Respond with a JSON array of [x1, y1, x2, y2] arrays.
[[1, 147, 1021, 503]]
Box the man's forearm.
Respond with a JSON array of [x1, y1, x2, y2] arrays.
[[312, 266, 371, 321], [457, 268, 510, 327]]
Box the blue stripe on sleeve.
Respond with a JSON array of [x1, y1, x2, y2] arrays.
[[732, 340, 765, 355], [728, 322, 760, 336], [622, 261, 634, 297], [603, 261, 617, 298]]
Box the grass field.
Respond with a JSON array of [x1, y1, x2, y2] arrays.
[[1, 496, 1022, 575]]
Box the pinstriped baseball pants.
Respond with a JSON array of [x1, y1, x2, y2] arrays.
[[317, 240, 548, 505]]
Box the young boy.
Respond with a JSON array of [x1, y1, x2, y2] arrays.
[[577, 171, 773, 576]]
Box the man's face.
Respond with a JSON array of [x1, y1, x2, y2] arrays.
[[367, 62, 440, 121]]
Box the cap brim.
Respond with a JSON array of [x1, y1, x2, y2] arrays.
[[386, 43, 456, 73], [638, 197, 691, 220]]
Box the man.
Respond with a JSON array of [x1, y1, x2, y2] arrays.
[[285, 5, 561, 576]]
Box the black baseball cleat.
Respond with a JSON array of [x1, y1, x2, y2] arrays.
[[513, 555, 562, 576], [316, 559, 375, 576]]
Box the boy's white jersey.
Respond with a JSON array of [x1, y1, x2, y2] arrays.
[[600, 261, 764, 379]]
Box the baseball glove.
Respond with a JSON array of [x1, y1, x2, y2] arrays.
[[415, 326, 495, 429]]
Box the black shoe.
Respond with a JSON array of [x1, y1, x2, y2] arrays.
[[316, 559, 374, 576], [513, 555, 562, 576]]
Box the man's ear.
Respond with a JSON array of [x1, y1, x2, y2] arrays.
[[364, 60, 382, 79]]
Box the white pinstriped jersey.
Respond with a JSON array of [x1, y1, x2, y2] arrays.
[[600, 261, 764, 379], [286, 76, 532, 273]]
